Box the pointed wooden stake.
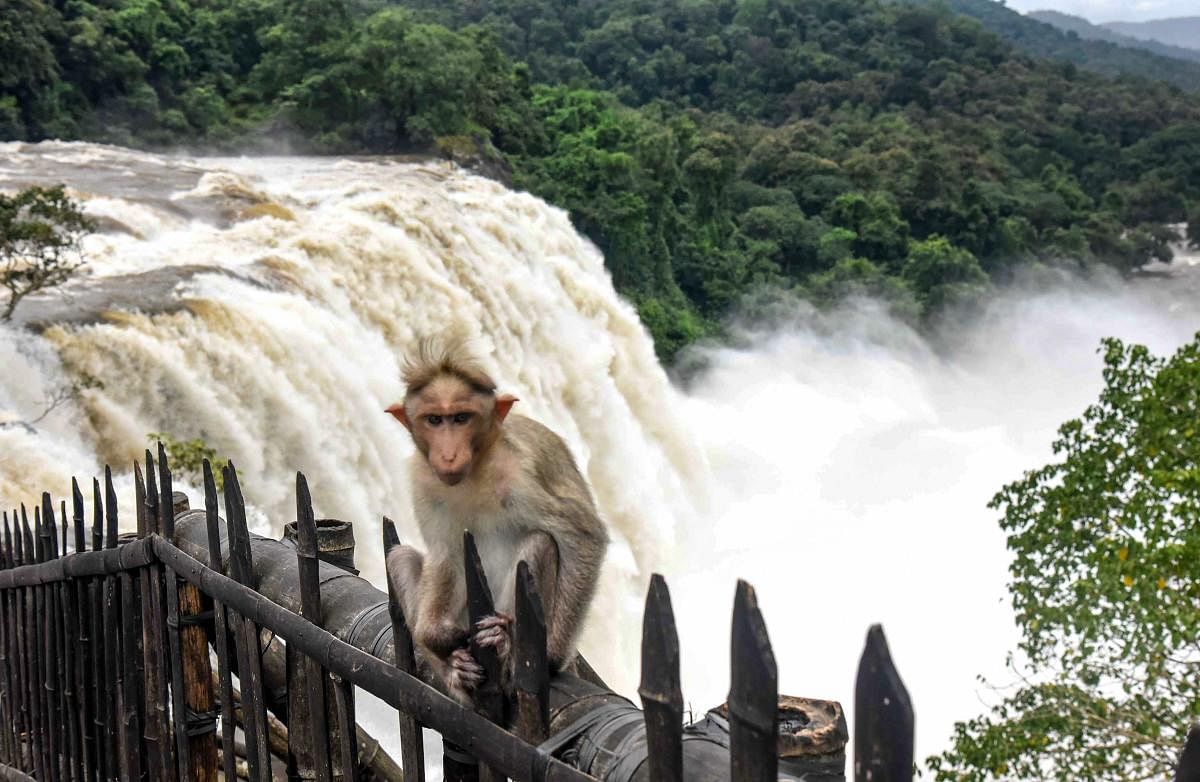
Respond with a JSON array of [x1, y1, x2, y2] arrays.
[[294, 472, 333, 782], [223, 462, 272, 780], [381, 517, 425, 782], [1174, 724, 1200, 782], [513, 561, 549, 745], [854, 624, 914, 782], [463, 530, 505, 782], [639, 574, 683, 782], [728, 580, 777, 782]]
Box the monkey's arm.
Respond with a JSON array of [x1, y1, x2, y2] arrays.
[[386, 545, 482, 699]]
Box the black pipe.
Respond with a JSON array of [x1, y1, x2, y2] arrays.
[[170, 511, 846, 781]]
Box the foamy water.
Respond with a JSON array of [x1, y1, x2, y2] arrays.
[[1, 141, 1198, 767]]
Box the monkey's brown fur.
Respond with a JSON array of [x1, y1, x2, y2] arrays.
[[385, 338, 608, 699]]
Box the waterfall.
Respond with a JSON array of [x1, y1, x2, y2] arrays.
[[0, 141, 707, 685], [2, 141, 1199, 762]]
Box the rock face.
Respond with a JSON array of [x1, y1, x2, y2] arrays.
[[12, 264, 268, 331]]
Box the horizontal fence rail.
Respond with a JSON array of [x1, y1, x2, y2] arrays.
[[6, 450, 1163, 781]]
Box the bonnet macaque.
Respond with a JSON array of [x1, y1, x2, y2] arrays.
[[385, 337, 607, 698]]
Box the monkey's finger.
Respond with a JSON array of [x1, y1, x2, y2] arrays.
[[474, 626, 508, 646], [474, 612, 513, 630], [451, 648, 485, 674]]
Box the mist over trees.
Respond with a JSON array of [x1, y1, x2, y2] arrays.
[[1, 0, 1198, 358]]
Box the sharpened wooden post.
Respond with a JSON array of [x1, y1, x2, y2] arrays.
[[42, 496, 67, 782], [0, 515, 15, 768], [294, 473, 333, 782], [137, 460, 172, 782], [462, 531, 505, 782], [223, 463, 272, 780], [1176, 725, 1200, 782], [21, 511, 46, 782], [513, 561, 548, 745], [854, 625, 913, 782], [331, 675, 360, 782], [88, 486, 106, 780], [381, 517, 425, 782], [153, 448, 219, 782], [202, 460, 239, 782], [639, 574, 682, 782], [101, 469, 124, 782], [71, 479, 96, 782], [728, 580, 777, 782], [155, 446, 194, 781]]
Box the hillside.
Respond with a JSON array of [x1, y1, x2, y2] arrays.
[[1029, 10, 1200, 64], [905, 0, 1200, 92], [1104, 17, 1200, 51], [1, 0, 1199, 359]]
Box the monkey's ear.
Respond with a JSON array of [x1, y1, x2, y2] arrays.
[[385, 402, 411, 430], [495, 395, 518, 423]]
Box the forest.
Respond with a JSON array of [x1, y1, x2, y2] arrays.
[[2, 0, 1199, 358]]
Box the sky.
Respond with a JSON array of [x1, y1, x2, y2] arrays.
[[1003, 0, 1199, 22]]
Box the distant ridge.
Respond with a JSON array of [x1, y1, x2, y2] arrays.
[[903, 0, 1200, 92], [1029, 10, 1200, 64], [1103, 17, 1200, 52]]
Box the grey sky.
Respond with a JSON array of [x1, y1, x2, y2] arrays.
[[1003, 0, 1199, 23]]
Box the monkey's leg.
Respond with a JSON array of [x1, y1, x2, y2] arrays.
[[384, 544, 424, 626]]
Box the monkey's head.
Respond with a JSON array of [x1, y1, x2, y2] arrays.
[[387, 338, 517, 486]]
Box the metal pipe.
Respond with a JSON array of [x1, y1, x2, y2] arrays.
[[170, 512, 847, 781]]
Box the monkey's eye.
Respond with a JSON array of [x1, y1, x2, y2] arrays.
[[452, 412, 472, 425], [426, 415, 443, 426]]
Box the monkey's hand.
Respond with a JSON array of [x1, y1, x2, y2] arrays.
[[446, 647, 485, 695], [472, 612, 513, 660]]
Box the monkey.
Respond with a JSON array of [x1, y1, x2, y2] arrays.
[[384, 336, 608, 699]]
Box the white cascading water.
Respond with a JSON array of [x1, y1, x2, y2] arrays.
[[1, 140, 1198, 766]]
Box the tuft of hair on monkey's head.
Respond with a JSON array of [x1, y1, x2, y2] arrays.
[[401, 333, 497, 400]]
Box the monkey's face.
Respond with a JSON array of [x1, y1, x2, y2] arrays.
[[387, 376, 517, 486]]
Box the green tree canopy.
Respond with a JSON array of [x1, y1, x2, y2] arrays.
[[0, 186, 93, 320], [932, 335, 1200, 780]]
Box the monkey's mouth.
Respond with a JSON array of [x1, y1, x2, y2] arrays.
[[437, 470, 467, 486]]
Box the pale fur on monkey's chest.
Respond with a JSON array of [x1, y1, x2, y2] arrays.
[[409, 452, 534, 615]]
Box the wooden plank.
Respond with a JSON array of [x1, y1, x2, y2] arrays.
[[1176, 725, 1200, 782], [57, 503, 84, 782], [202, 460, 238, 782], [638, 574, 682, 782], [37, 504, 62, 782], [118, 570, 144, 782], [101, 477, 120, 782], [728, 580, 777, 782], [17, 520, 41, 779], [87, 488, 106, 781], [222, 463, 272, 780], [294, 472, 333, 782], [461, 531, 505, 782], [142, 456, 175, 781], [854, 624, 913, 782], [156, 446, 193, 782], [0, 514, 16, 768], [331, 675, 360, 782], [70, 479, 94, 782], [45, 496, 75, 782], [381, 517, 425, 782], [512, 561, 549, 746]]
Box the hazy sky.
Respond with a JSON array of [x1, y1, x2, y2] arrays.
[[1004, 0, 1198, 22]]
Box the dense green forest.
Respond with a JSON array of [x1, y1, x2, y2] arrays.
[[2, 0, 1199, 358]]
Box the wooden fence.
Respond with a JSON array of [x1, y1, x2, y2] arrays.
[[0, 448, 1190, 781]]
